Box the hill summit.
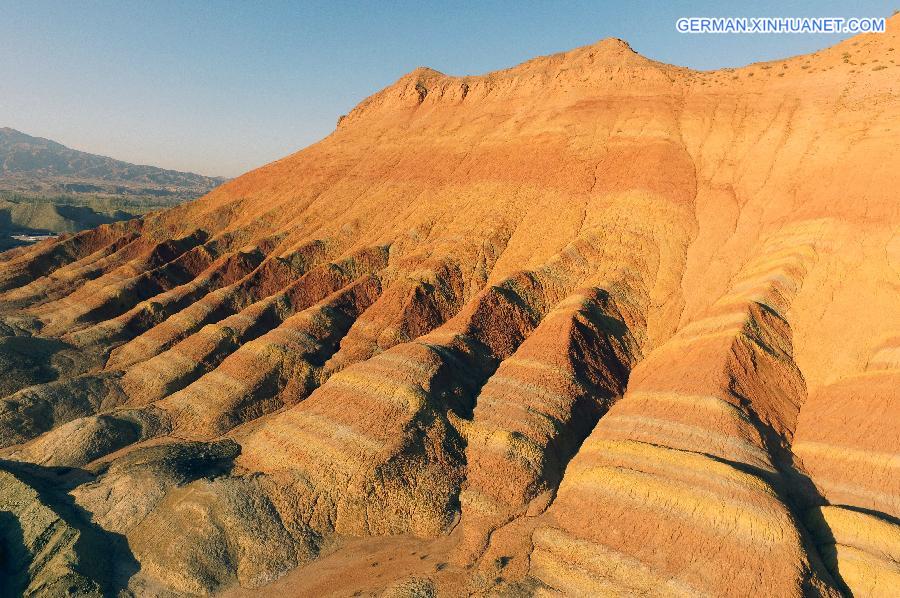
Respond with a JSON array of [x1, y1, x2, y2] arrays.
[[0, 16, 899, 596]]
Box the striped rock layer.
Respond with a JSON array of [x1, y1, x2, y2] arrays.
[[1, 17, 900, 597]]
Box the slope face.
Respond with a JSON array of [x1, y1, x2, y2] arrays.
[[1, 17, 899, 597]]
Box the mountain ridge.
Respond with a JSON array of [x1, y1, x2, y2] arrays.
[[0, 126, 226, 191]]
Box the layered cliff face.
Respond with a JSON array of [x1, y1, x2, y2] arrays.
[[1, 17, 900, 597]]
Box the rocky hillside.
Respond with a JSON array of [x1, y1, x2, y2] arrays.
[[1, 16, 899, 597]]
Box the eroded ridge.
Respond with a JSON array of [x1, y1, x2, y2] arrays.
[[30, 230, 212, 335], [106, 237, 336, 369], [456, 286, 641, 573], [102, 213, 683, 590], [0, 220, 143, 295], [0, 238, 334, 449], [235, 216, 679, 535], [530, 227, 841, 596], [117, 245, 387, 406], [158, 273, 384, 438]]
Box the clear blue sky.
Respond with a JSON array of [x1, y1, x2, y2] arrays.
[[1, 1, 895, 177]]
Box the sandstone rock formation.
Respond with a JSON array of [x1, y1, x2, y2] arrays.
[[1, 16, 899, 597]]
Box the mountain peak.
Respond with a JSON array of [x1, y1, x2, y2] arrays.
[[0, 127, 32, 140], [588, 36, 635, 54]]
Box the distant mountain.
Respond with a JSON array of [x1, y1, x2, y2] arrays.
[[0, 127, 225, 196], [0, 127, 226, 248]]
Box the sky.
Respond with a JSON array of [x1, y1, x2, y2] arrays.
[[1, 1, 896, 177]]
